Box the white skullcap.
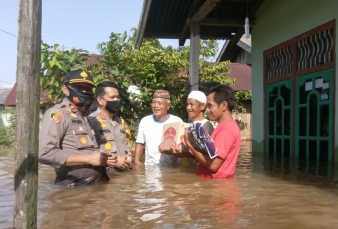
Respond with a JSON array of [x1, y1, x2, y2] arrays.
[[188, 90, 207, 104]]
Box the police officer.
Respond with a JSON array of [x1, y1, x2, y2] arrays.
[[39, 69, 117, 186], [88, 81, 133, 171]]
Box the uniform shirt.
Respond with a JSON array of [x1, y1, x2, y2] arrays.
[[38, 98, 109, 186], [196, 119, 241, 178], [88, 108, 131, 157], [136, 114, 182, 165]]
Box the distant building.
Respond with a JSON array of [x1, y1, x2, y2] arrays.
[[4, 83, 48, 120], [0, 88, 12, 127]]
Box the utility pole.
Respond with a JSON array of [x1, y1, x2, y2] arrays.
[[14, 0, 42, 228]]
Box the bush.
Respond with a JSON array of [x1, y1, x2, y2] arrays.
[[0, 126, 15, 148]]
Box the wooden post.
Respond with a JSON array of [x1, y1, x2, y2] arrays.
[[189, 21, 200, 91], [14, 0, 42, 228]]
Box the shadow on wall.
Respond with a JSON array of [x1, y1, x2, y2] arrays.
[[234, 113, 251, 141]]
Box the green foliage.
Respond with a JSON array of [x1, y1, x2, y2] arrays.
[[40, 42, 89, 106], [235, 90, 252, 101], [7, 108, 16, 128], [0, 126, 15, 148], [86, 30, 235, 139], [0, 126, 15, 147], [233, 90, 252, 114], [0, 108, 17, 148]]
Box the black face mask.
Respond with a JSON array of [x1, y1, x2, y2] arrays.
[[105, 100, 120, 114], [66, 85, 93, 107]]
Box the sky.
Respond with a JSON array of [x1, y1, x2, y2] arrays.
[[0, 1, 224, 88]]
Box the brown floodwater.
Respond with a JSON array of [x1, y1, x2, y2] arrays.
[[1, 142, 338, 229]]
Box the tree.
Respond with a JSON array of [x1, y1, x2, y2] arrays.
[[40, 43, 89, 106], [87, 30, 234, 139]]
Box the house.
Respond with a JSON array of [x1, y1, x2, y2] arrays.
[[200, 62, 252, 112], [135, 0, 337, 162], [4, 83, 48, 117], [0, 88, 12, 127]]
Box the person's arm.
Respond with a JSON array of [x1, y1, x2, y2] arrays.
[[39, 109, 109, 168], [183, 129, 224, 173], [65, 152, 110, 167], [39, 108, 73, 168], [134, 143, 145, 165], [134, 118, 146, 165]]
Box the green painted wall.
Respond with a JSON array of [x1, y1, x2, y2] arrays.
[[251, 0, 338, 159]]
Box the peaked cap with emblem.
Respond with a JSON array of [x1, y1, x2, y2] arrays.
[[63, 69, 96, 87], [153, 89, 170, 100]]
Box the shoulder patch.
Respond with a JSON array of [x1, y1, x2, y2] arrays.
[[50, 111, 63, 124]]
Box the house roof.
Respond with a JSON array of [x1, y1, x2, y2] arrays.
[[227, 63, 251, 91], [197, 63, 251, 93], [4, 83, 49, 107], [3, 83, 16, 106], [216, 35, 251, 62], [0, 88, 11, 105], [135, 0, 265, 48]]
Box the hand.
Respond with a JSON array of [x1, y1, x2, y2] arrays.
[[184, 129, 194, 150], [134, 160, 143, 166], [107, 153, 117, 168], [177, 143, 194, 158], [124, 155, 133, 166], [88, 151, 108, 166], [174, 144, 183, 154], [158, 143, 175, 155], [114, 155, 131, 170]]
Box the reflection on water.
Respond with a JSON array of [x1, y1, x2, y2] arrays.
[[1, 143, 338, 228]]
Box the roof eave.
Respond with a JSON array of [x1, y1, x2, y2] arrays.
[[134, 0, 152, 49]]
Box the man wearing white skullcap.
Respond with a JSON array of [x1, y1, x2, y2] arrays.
[[159, 90, 214, 160], [186, 90, 214, 135], [184, 85, 241, 179], [187, 90, 207, 104]]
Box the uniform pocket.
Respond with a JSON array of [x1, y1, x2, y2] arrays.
[[98, 130, 116, 153], [73, 125, 95, 149]]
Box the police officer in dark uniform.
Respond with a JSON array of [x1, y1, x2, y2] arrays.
[[39, 69, 117, 186]]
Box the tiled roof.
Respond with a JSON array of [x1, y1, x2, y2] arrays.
[[0, 88, 11, 104], [4, 83, 49, 106]]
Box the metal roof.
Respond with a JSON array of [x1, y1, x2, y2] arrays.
[[216, 35, 251, 62], [136, 0, 265, 48]]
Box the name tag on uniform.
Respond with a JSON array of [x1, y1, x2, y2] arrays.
[[72, 119, 82, 124]]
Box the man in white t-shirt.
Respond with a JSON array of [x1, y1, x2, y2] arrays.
[[134, 89, 182, 166]]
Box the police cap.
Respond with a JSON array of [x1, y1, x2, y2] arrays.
[[63, 69, 95, 87]]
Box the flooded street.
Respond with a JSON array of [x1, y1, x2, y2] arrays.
[[1, 142, 338, 228]]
